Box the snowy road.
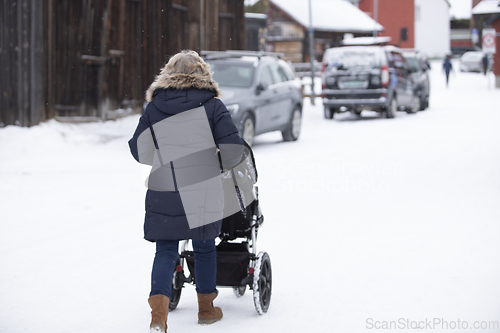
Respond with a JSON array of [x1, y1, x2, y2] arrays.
[[1, 61, 499, 333]]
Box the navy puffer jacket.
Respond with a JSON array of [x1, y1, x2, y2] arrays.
[[129, 80, 243, 242]]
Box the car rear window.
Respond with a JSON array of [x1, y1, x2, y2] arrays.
[[324, 48, 381, 70], [209, 62, 255, 88]]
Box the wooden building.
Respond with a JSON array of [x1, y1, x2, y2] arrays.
[[245, 12, 267, 51], [0, 0, 246, 127], [264, 0, 383, 62]]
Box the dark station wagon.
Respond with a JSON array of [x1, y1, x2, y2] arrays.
[[321, 46, 421, 119]]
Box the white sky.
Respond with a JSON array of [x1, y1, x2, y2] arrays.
[[448, 0, 473, 19]]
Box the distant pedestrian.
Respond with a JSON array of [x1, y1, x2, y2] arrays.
[[481, 54, 489, 76], [442, 55, 453, 87]]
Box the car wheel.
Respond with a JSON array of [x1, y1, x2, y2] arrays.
[[282, 107, 302, 141], [239, 114, 255, 147], [420, 95, 429, 110], [386, 96, 397, 118], [324, 107, 334, 119], [407, 94, 420, 114]]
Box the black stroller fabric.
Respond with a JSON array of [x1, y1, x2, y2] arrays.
[[219, 140, 258, 239], [185, 242, 250, 287]]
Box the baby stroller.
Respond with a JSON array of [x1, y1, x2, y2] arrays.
[[168, 142, 271, 314]]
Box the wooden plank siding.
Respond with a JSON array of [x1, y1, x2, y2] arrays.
[[218, 0, 246, 51], [0, 0, 246, 127], [122, 0, 143, 106], [1, 0, 43, 127]]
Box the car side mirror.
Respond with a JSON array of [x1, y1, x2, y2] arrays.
[[255, 82, 268, 95]]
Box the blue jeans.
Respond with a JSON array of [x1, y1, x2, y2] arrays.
[[150, 239, 217, 298]]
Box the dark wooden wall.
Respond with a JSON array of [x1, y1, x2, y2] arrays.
[[0, 0, 246, 127], [1, 0, 43, 127]]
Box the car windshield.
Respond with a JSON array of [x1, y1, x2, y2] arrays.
[[405, 56, 420, 72], [325, 48, 380, 70], [209, 62, 255, 88]]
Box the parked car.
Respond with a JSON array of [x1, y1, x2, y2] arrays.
[[203, 51, 303, 146], [403, 50, 430, 110], [459, 51, 489, 72], [321, 46, 420, 119], [451, 46, 480, 57]]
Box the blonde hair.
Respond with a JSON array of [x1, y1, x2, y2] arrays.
[[145, 50, 220, 102], [161, 50, 212, 77]]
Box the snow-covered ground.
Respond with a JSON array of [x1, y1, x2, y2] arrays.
[[1, 61, 499, 333]]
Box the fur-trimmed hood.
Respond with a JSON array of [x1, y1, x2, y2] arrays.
[[145, 73, 221, 102]]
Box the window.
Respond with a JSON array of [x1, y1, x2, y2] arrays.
[[400, 28, 408, 42], [269, 63, 289, 83], [390, 52, 406, 69], [405, 57, 420, 72], [325, 48, 380, 69], [259, 66, 274, 86], [280, 62, 296, 80], [210, 62, 255, 87]]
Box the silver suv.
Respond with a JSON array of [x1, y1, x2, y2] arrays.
[[203, 51, 303, 146]]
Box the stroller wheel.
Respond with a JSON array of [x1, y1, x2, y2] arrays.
[[169, 259, 183, 311], [232, 286, 246, 297], [253, 251, 272, 314]]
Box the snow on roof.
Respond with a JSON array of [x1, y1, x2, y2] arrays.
[[245, 12, 268, 19], [269, 0, 384, 33], [472, 0, 500, 15], [342, 36, 391, 45]]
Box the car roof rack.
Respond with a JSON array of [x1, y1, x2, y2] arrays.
[[201, 50, 285, 60]]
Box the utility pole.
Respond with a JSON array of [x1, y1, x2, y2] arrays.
[[308, 0, 315, 104], [373, 0, 378, 37]]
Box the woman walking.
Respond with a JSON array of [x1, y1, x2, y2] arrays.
[[128, 50, 243, 332], [442, 55, 453, 87]]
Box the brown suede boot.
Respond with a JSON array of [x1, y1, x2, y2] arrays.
[[148, 294, 169, 332], [197, 292, 223, 324]]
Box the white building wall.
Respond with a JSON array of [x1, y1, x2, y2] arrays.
[[415, 0, 451, 58]]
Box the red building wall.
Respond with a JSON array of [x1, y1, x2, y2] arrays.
[[492, 18, 500, 79], [472, 0, 482, 8], [451, 40, 474, 48], [358, 0, 415, 49]]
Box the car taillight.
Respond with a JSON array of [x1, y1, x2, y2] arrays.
[[321, 62, 326, 73], [381, 65, 389, 87]]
